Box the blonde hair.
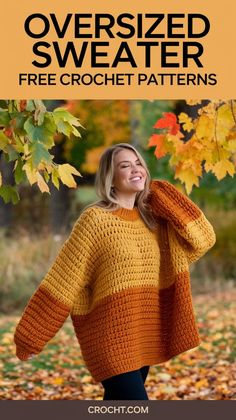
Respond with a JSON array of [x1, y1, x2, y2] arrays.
[[84, 143, 158, 230]]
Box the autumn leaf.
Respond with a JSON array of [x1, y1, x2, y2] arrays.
[[186, 100, 202, 106], [53, 108, 83, 137], [196, 114, 215, 140], [51, 167, 60, 190], [204, 161, 214, 173], [154, 112, 180, 135], [36, 171, 50, 193], [51, 377, 64, 385], [22, 161, 37, 185], [212, 159, 235, 180], [175, 162, 200, 194], [178, 112, 194, 132], [216, 103, 235, 143], [149, 100, 236, 193], [148, 134, 167, 158], [58, 163, 82, 188], [195, 378, 210, 389]]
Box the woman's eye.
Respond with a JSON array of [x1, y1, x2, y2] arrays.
[[120, 162, 142, 168]]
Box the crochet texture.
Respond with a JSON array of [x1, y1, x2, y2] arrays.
[[14, 179, 216, 382]]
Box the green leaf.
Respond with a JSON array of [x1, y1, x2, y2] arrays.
[[26, 100, 36, 112], [0, 100, 8, 109], [29, 141, 53, 167], [0, 111, 10, 126], [10, 112, 28, 135], [0, 131, 9, 151], [14, 136, 24, 154], [52, 107, 83, 137], [14, 158, 27, 184], [71, 125, 82, 137], [24, 115, 56, 147], [44, 170, 50, 182], [0, 185, 20, 204], [53, 107, 82, 127], [55, 120, 73, 137], [4, 145, 19, 161]]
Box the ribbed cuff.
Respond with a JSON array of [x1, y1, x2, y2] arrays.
[[16, 346, 34, 361]]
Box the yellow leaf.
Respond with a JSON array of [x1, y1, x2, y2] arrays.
[[195, 378, 209, 389], [196, 114, 214, 140], [212, 159, 235, 180], [186, 100, 202, 106], [52, 167, 60, 190], [175, 164, 200, 194], [52, 377, 64, 385], [224, 139, 236, 152], [216, 103, 235, 143], [36, 171, 50, 193], [204, 161, 214, 173], [178, 112, 194, 132], [24, 143, 29, 156], [22, 161, 37, 185], [58, 163, 82, 188]]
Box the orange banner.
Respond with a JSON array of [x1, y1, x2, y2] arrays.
[[0, 0, 235, 99]]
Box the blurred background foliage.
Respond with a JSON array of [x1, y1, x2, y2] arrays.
[[0, 100, 235, 313]]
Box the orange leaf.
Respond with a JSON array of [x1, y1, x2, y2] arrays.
[[148, 134, 167, 158], [195, 378, 209, 389], [154, 112, 180, 135]]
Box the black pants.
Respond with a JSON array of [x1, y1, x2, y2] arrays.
[[101, 366, 150, 400]]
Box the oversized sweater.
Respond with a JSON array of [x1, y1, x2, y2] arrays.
[[13, 179, 216, 383]]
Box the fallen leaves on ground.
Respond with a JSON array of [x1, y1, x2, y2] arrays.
[[0, 289, 236, 400]]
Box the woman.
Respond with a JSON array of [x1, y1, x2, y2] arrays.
[[14, 143, 216, 400]]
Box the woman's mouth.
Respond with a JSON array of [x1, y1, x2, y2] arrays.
[[130, 176, 143, 183]]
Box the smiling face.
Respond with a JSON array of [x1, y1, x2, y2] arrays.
[[112, 148, 147, 197]]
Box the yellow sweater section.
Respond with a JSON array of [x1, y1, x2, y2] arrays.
[[44, 206, 161, 315]]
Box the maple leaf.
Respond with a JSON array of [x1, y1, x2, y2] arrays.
[[204, 161, 214, 173], [153, 112, 180, 135], [212, 159, 235, 180], [175, 163, 200, 194], [186, 100, 202, 106], [178, 112, 194, 132], [58, 163, 82, 188], [148, 134, 167, 158], [196, 114, 215, 140], [36, 171, 50, 193], [216, 103, 235, 143]]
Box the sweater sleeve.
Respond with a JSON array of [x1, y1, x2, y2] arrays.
[[13, 209, 96, 361], [148, 179, 216, 264]]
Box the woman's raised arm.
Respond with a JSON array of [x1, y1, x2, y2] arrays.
[[148, 179, 216, 264]]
